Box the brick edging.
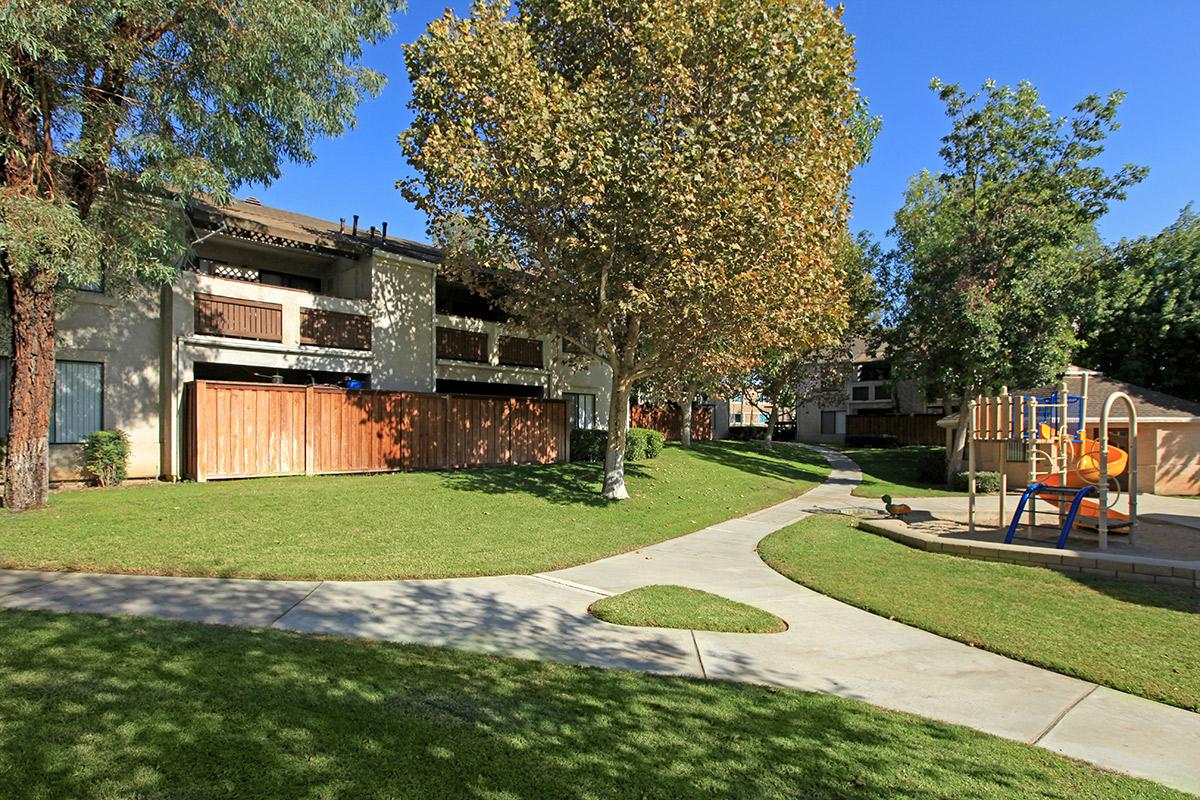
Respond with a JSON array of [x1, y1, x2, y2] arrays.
[[857, 519, 1200, 591]]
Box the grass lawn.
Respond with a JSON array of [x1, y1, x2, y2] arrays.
[[0, 610, 1184, 799], [0, 442, 827, 581], [838, 445, 966, 499], [759, 515, 1200, 711], [589, 584, 787, 633]]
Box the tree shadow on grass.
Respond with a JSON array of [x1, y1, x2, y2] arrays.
[[441, 461, 653, 507], [0, 608, 1163, 800], [683, 441, 830, 484]]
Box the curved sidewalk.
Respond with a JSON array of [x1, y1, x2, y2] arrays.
[[0, 446, 1196, 794]]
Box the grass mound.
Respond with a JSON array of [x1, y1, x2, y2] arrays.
[[590, 584, 787, 633]]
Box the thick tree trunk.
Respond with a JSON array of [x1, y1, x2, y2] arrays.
[[603, 377, 633, 500], [4, 269, 56, 510], [678, 383, 694, 448], [765, 405, 779, 448]]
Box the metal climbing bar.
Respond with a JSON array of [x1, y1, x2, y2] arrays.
[[1004, 483, 1044, 544], [1056, 485, 1098, 549]]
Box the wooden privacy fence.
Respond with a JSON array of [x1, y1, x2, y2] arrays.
[[630, 403, 714, 441], [845, 413, 944, 446], [185, 380, 568, 481]]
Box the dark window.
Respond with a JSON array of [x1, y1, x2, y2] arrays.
[[436, 278, 507, 322], [821, 410, 845, 435], [436, 327, 489, 363], [564, 392, 596, 429], [436, 379, 543, 398], [51, 361, 103, 444], [857, 361, 891, 382], [193, 258, 322, 293], [874, 384, 892, 401], [498, 336, 543, 368], [851, 385, 870, 401]]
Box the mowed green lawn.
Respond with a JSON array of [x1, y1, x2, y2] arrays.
[[0, 442, 827, 581], [0, 610, 1183, 800], [590, 584, 787, 633], [759, 515, 1200, 711], [840, 445, 965, 498]]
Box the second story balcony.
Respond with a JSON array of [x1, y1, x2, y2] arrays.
[[184, 271, 372, 352], [435, 315, 547, 371]]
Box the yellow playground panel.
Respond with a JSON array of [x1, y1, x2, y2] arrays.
[[966, 370, 1138, 551]]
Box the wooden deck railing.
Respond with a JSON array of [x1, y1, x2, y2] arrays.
[[498, 335, 543, 368], [300, 308, 371, 351], [436, 327, 489, 363], [185, 380, 569, 481], [194, 293, 283, 342]]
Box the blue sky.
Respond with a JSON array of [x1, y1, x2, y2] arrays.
[[248, 0, 1199, 247]]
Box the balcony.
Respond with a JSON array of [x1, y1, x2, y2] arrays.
[[183, 272, 370, 352], [849, 381, 893, 405], [435, 315, 549, 372]]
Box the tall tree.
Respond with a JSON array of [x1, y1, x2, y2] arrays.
[[0, 0, 399, 509], [1077, 206, 1200, 402], [402, 0, 867, 499], [878, 79, 1146, 474]]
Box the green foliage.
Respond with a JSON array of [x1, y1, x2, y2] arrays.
[[915, 449, 948, 485], [624, 428, 665, 462], [952, 470, 1001, 494], [571, 428, 665, 463], [1077, 206, 1200, 402], [879, 80, 1147, 400], [81, 430, 131, 487], [569, 428, 608, 463], [401, 0, 868, 496]]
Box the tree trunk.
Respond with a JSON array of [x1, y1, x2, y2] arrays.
[[947, 390, 971, 484], [4, 269, 56, 510], [603, 377, 633, 500], [678, 383, 694, 448], [765, 404, 779, 448]]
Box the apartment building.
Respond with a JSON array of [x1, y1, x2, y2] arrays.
[[794, 343, 944, 444], [0, 197, 611, 482]]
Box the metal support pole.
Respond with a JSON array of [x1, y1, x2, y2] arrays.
[[968, 399, 977, 535]]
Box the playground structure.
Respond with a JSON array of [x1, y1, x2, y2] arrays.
[[965, 370, 1139, 550]]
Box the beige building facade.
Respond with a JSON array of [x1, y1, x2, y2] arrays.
[[0, 198, 612, 483]]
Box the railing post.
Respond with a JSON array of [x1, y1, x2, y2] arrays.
[[304, 384, 316, 476]]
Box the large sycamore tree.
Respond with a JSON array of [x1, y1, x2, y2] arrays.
[[403, 0, 866, 499], [1, 0, 399, 510], [879, 79, 1146, 474]]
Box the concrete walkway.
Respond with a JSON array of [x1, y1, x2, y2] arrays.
[[1, 446, 1197, 794]]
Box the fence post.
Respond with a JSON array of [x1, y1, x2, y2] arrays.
[[562, 401, 571, 463], [192, 380, 207, 482], [444, 394, 452, 470], [304, 384, 316, 476]]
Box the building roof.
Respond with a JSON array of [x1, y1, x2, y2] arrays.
[[189, 196, 442, 264], [1014, 369, 1200, 421]]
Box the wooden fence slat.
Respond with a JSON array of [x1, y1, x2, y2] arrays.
[[844, 414, 943, 446]]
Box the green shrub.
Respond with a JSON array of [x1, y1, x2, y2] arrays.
[[570, 428, 666, 463], [844, 433, 900, 448], [916, 449, 948, 485], [725, 425, 766, 441], [642, 429, 665, 459], [952, 470, 1002, 494], [569, 428, 607, 463], [81, 429, 131, 487]]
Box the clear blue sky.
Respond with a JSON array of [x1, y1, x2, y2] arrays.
[[248, 0, 1199, 247]]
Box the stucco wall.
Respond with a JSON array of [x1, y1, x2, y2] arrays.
[[1154, 422, 1200, 496], [369, 254, 437, 392], [51, 286, 163, 481]]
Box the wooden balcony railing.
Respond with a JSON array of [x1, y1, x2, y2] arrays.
[[498, 335, 543, 368], [437, 327, 488, 363], [300, 308, 371, 351], [194, 293, 283, 342]]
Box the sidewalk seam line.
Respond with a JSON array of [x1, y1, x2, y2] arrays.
[[0, 571, 72, 602], [690, 630, 707, 679], [1031, 685, 1098, 745], [531, 574, 611, 597], [269, 581, 325, 628]]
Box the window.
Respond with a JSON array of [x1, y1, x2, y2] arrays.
[[851, 385, 870, 401], [51, 361, 103, 444], [193, 258, 322, 293], [0, 357, 9, 439], [733, 412, 743, 424], [874, 384, 892, 401], [820, 410, 846, 435], [1006, 441, 1028, 462], [732, 394, 743, 403], [564, 392, 597, 429], [0, 359, 102, 443], [759, 413, 769, 424]]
